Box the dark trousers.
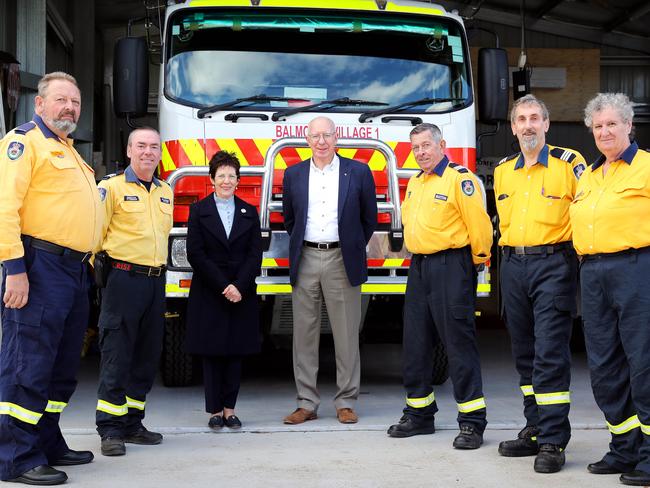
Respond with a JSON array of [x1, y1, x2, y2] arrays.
[[95, 269, 165, 438], [581, 247, 650, 472], [500, 246, 577, 447], [402, 247, 487, 433], [202, 356, 242, 413], [0, 246, 89, 480]]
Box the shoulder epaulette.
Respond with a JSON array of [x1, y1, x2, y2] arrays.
[[550, 147, 577, 163], [448, 162, 469, 173], [14, 121, 36, 135], [498, 152, 520, 165], [101, 170, 124, 181]]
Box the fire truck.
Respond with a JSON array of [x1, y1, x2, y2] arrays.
[[112, 0, 508, 386]]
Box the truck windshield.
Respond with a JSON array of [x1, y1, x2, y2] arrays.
[[165, 9, 472, 114]]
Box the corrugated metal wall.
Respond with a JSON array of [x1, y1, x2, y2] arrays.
[[470, 21, 650, 163]]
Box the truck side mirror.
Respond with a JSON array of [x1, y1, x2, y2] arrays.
[[477, 48, 509, 124], [113, 37, 149, 117]]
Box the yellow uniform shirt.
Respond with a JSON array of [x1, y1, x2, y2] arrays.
[[98, 166, 174, 267], [570, 142, 650, 255], [0, 116, 103, 274], [494, 144, 587, 247], [402, 156, 492, 264]]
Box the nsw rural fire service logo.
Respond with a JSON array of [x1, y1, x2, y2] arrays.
[[461, 179, 475, 196], [7, 141, 24, 160]]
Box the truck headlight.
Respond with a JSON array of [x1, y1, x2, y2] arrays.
[[170, 237, 190, 268]]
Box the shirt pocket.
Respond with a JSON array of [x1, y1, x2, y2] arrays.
[[612, 180, 646, 207], [535, 182, 569, 226], [46, 157, 84, 192], [158, 198, 173, 234], [117, 199, 147, 231], [495, 189, 516, 232], [429, 199, 454, 230]]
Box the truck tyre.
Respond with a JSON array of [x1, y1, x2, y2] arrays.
[[162, 310, 194, 387], [431, 341, 449, 385]]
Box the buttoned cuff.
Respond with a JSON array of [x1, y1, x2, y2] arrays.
[[3, 257, 26, 275]]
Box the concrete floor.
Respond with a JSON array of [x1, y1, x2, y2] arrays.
[[64, 329, 604, 433], [41, 329, 622, 487]]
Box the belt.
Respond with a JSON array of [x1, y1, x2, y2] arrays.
[[26, 236, 92, 263], [304, 240, 339, 250], [583, 245, 650, 261], [503, 242, 573, 256], [111, 260, 166, 277]]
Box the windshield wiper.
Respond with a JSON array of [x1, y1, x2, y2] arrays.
[[271, 97, 388, 122], [197, 94, 310, 119], [358, 97, 465, 123]]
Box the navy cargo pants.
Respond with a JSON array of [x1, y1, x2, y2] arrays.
[[0, 244, 89, 480], [95, 267, 165, 438], [581, 247, 650, 473], [402, 246, 487, 433], [500, 243, 577, 448]]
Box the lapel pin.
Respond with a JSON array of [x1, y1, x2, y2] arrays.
[[241, 208, 246, 213]]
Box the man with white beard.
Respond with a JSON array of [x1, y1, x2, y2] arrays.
[[493, 94, 586, 474]]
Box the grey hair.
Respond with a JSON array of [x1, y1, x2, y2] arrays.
[[37, 71, 78, 97], [510, 94, 549, 123], [410, 123, 442, 143], [584, 93, 635, 128], [127, 126, 160, 147]]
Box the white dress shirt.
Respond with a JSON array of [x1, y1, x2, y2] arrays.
[[304, 155, 340, 243]]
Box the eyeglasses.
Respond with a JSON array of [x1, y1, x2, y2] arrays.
[[214, 174, 238, 181], [307, 132, 336, 142]]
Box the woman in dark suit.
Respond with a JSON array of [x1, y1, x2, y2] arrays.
[[185, 150, 262, 429]]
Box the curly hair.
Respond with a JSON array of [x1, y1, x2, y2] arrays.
[[584, 92, 635, 128], [208, 150, 241, 179]]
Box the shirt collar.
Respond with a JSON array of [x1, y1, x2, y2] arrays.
[[125, 164, 161, 187], [213, 194, 234, 205], [310, 154, 339, 172], [432, 155, 449, 177], [514, 144, 549, 170], [592, 141, 638, 171], [33, 114, 62, 141]]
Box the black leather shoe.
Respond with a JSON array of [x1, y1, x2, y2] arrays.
[[453, 424, 483, 450], [7, 465, 67, 485], [588, 459, 634, 475], [101, 437, 126, 456], [498, 426, 539, 457], [51, 449, 94, 466], [224, 415, 242, 429], [124, 426, 163, 445], [620, 470, 650, 486], [387, 416, 435, 438], [208, 415, 224, 430], [534, 444, 565, 473]]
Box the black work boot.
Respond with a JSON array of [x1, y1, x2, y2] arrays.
[[387, 415, 435, 438], [620, 470, 650, 486], [453, 423, 483, 450], [101, 437, 126, 456], [7, 465, 68, 485], [534, 444, 565, 473], [124, 426, 163, 445], [498, 425, 539, 457]]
